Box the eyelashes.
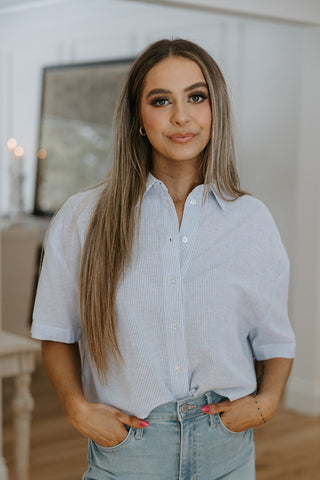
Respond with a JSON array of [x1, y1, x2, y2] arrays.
[[151, 97, 169, 107], [150, 92, 209, 107], [190, 93, 209, 102]]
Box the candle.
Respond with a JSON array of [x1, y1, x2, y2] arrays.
[[7, 138, 24, 216]]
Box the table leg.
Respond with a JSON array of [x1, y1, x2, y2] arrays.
[[0, 458, 8, 480], [0, 380, 9, 480], [12, 373, 34, 480]]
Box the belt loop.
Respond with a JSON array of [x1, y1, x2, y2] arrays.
[[134, 427, 143, 440], [204, 391, 214, 428], [204, 390, 213, 405]]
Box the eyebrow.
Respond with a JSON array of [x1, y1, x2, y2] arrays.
[[146, 82, 208, 99]]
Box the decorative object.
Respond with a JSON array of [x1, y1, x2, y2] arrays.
[[7, 138, 25, 218], [34, 58, 134, 216]]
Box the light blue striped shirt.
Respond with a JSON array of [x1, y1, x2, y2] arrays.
[[32, 173, 295, 418]]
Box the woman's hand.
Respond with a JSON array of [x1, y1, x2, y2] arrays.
[[41, 341, 149, 448], [201, 357, 294, 433], [69, 399, 149, 448], [201, 393, 278, 433]]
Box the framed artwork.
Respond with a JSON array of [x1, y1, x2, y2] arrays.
[[34, 58, 134, 215]]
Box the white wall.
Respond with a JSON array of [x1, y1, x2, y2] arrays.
[[0, 0, 318, 414], [136, 0, 320, 24], [285, 26, 320, 415]]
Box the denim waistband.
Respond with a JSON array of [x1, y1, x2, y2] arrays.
[[145, 391, 225, 422]]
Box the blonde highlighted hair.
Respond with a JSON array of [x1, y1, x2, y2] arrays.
[[80, 38, 248, 380]]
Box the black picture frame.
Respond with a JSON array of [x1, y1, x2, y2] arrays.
[[33, 58, 134, 216]]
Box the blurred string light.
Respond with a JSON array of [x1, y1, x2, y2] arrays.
[[7, 137, 17, 151], [37, 148, 47, 160], [14, 146, 24, 158], [7, 138, 24, 159]]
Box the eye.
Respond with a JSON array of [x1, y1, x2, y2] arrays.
[[189, 92, 208, 103], [150, 97, 170, 107]]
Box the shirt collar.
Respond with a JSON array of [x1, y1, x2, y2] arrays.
[[209, 183, 228, 211], [144, 172, 227, 211], [145, 172, 161, 195]]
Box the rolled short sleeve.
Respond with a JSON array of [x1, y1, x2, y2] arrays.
[[31, 195, 85, 343], [249, 254, 296, 360]]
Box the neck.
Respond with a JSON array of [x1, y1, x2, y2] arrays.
[[151, 159, 203, 204]]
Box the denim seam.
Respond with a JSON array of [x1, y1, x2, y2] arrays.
[[92, 428, 134, 453], [148, 418, 178, 423], [193, 418, 198, 480], [217, 414, 245, 437]]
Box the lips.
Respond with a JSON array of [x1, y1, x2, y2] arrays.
[[168, 132, 197, 144]]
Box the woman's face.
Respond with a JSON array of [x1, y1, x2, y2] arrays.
[[140, 56, 212, 168]]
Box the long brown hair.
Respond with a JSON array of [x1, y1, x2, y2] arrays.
[[80, 38, 247, 381]]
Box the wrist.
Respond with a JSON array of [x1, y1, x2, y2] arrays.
[[64, 394, 90, 426], [253, 392, 280, 422]]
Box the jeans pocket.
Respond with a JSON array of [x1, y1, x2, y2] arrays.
[[93, 427, 135, 452], [217, 414, 245, 437]]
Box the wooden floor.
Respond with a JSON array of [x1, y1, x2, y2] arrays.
[[3, 361, 320, 480]]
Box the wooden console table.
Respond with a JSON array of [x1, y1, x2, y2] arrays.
[[0, 216, 49, 479], [0, 331, 40, 480], [0, 215, 51, 337]]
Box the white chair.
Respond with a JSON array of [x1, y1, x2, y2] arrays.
[[0, 225, 40, 480]]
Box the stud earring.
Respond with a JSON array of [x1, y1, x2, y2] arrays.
[[139, 126, 147, 136]]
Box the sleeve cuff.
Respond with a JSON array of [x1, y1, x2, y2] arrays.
[[253, 342, 296, 361], [31, 323, 81, 343]]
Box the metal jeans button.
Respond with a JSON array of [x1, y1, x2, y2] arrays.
[[181, 404, 189, 414]]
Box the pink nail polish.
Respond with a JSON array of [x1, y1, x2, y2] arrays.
[[201, 405, 210, 413], [140, 420, 150, 427]]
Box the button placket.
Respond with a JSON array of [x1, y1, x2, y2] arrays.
[[168, 188, 202, 395], [178, 189, 202, 280], [161, 189, 190, 397]]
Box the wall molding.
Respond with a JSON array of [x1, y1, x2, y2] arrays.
[[0, 0, 73, 14], [129, 0, 320, 25], [0, 50, 5, 213], [2, 0, 320, 24], [0, 50, 14, 214]]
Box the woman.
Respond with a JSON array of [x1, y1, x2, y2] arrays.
[[32, 39, 295, 479]]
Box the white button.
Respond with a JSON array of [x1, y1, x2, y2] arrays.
[[182, 236, 188, 243], [170, 278, 176, 285], [172, 322, 177, 328], [175, 364, 182, 371], [190, 199, 197, 205]]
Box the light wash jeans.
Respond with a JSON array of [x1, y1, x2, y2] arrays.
[[83, 391, 255, 480]]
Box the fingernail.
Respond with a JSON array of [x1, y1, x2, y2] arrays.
[[201, 405, 210, 413], [140, 420, 150, 427]]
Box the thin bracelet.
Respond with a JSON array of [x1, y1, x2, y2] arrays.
[[252, 393, 266, 423]]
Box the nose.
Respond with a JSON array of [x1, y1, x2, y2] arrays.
[[170, 102, 190, 126]]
